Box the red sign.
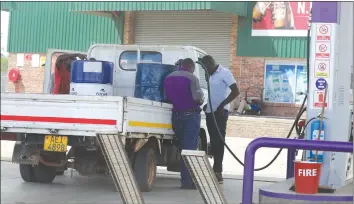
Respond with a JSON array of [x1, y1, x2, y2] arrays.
[[25, 54, 32, 61], [315, 42, 330, 58], [313, 91, 328, 108], [252, 2, 312, 37], [316, 24, 331, 41]]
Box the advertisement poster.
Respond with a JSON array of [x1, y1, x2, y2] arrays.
[[31, 54, 40, 68], [252, 2, 312, 36], [264, 64, 296, 103], [295, 65, 308, 103], [16, 53, 24, 67]]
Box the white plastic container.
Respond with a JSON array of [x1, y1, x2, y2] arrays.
[[70, 83, 113, 96]]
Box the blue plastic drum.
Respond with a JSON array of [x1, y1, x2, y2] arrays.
[[71, 60, 114, 84], [134, 63, 177, 102]]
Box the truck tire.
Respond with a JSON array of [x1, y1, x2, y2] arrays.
[[134, 147, 156, 192], [19, 164, 36, 182], [33, 163, 57, 183]]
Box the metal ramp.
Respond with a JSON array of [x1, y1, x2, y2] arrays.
[[181, 150, 227, 204], [97, 133, 145, 204]]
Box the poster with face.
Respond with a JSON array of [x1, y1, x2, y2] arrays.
[[252, 2, 312, 37]]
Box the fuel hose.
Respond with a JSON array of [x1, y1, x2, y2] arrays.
[[194, 13, 312, 171], [196, 61, 307, 171]]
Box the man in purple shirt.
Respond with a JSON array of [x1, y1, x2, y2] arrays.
[[164, 58, 204, 189]]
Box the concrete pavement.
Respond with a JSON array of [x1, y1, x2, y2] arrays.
[[1, 161, 272, 204], [1, 137, 302, 180], [1, 137, 301, 203]]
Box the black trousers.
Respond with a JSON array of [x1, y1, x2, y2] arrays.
[[206, 110, 229, 173]]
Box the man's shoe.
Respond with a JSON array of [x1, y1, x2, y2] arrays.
[[215, 172, 224, 184]]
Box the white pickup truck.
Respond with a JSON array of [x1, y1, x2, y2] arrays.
[[0, 44, 210, 192]]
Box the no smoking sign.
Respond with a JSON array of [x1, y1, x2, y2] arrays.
[[315, 42, 331, 58], [316, 24, 331, 41], [314, 59, 330, 78], [319, 44, 327, 52], [318, 63, 326, 71], [319, 25, 328, 34]]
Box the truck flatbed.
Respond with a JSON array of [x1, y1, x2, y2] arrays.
[[1, 93, 174, 139]]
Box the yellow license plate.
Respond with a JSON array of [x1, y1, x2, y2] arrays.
[[43, 135, 68, 152]]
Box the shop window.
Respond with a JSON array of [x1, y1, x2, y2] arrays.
[[119, 51, 162, 71]]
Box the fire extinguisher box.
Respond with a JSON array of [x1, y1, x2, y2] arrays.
[[294, 160, 322, 194]]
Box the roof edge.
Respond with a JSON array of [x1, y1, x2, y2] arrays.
[[70, 2, 248, 16], [0, 2, 17, 11]]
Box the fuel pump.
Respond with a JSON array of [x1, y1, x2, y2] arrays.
[[192, 3, 353, 191], [305, 1, 353, 189]]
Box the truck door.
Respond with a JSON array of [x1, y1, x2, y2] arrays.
[[43, 49, 87, 94]]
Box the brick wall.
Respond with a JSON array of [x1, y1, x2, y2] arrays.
[[226, 115, 298, 138], [228, 15, 240, 112], [233, 56, 306, 117], [227, 13, 305, 117], [6, 53, 46, 93], [229, 15, 239, 75], [124, 12, 136, 45], [6, 53, 60, 94]]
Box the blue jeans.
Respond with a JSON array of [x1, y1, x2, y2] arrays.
[[172, 111, 201, 187]]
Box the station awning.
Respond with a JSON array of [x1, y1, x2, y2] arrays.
[[69, 2, 248, 17]]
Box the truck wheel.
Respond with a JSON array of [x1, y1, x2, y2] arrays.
[[33, 163, 57, 183], [134, 147, 157, 192], [19, 164, 36, 182]]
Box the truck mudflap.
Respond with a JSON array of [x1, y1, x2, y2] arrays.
[[12, 142, 67, 167], [12, 142, 40, 165], [96, 133, 145, 204]]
